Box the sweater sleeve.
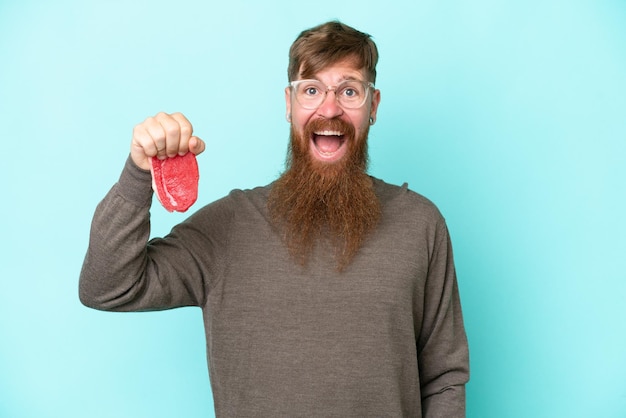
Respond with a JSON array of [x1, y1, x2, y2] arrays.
[[418, 220, 470, 417], [79, 156, 219, 311]]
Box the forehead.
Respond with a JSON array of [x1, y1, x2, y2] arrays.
[[298, 58, 367, 83]]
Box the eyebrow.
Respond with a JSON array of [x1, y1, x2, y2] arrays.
[[310, 75, 366, 85], [336, 74, 362, 82]]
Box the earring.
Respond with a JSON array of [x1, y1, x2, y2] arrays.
[[286, 113, 292, 123], [369, 117, 375, 125]]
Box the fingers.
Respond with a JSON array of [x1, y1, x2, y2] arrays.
[[131, 112, 202, 170], [170, 112, 194, 156]]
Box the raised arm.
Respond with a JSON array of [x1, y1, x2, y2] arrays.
[[79, 112, 209, 311]]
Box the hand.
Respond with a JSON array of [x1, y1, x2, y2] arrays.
[[130, 112, 206, 171]]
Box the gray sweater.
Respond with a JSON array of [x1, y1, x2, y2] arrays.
[[80, 157, 469, 417]]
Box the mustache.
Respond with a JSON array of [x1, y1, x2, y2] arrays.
[[304, 117, 356, 139]]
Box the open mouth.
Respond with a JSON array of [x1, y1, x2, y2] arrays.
[[311, 130, 348, 162]]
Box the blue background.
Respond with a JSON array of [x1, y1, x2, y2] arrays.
[[1, 1, 625, 417]]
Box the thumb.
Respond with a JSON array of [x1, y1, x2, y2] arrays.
[[189, 136, 205, 155]]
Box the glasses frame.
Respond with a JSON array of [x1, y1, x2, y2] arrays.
[[289, 79, 375, 110]]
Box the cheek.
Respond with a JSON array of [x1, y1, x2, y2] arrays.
[[351, 113, 371, 133], [291, 111, 312, 135]]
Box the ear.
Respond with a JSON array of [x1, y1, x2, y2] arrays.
[[285, 87, 292, 122], [369, 88, 381, 123]]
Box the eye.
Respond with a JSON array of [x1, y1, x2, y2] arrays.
[[343, 88, 358, 97], [296, 82, 323, 97], [339, 83, 363, 100], [304, 86, 319, 96]]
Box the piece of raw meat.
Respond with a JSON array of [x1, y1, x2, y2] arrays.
[[150, 153, 199, 212]]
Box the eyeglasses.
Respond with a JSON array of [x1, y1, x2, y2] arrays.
[[289, 79, 375, 110]]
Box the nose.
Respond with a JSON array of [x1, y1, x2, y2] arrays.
[[316, 90, 344, 119]]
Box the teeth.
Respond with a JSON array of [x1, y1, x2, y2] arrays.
[[314, 130, 343, 136]]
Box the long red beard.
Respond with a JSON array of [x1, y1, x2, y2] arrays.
[[268, 118, 381, 271]]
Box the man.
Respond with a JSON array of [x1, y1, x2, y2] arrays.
[[80, 21, 469, 417]]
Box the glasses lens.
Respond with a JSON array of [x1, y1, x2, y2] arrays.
[[336, 80, 369, 109], [293, 80, 326, 109]]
